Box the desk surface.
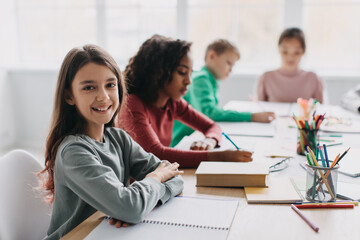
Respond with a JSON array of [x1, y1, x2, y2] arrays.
[[62, 106, 360, 240], [62, 168, 360, 240]]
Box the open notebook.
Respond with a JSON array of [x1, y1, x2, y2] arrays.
[[224, 100, 294, 117], [85, 196, 239, 240], [217, 122, 276, 137]]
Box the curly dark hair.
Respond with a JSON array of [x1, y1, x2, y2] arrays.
[[125, 35, 192, 104]]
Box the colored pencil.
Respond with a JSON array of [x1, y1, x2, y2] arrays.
[[296, 201, 358, 206], [326, 143, 343, 147], [222, 132, 240, 150], [295, 204, 354, 209], [291, 204, 319, 232], [337, 147, 351, 164], [307, 146, 335, 199], [323, 144, 330, 167]]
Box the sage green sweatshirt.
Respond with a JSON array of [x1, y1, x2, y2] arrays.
[[45, 128, 183, 239]]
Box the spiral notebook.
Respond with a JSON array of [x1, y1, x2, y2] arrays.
[[85, 196, 238, 240]]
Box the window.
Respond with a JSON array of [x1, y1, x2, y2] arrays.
[[11, 0, 360, 72], [105, 0, 177, 65], [188, 0, 282, 70], [303, 0, 360, 72], [16, 0, 97, 65]]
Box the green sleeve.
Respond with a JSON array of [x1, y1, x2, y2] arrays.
[[190, 76, 251, 122]]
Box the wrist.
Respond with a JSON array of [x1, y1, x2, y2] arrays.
[[146, 173, 162, 182], [207, 151, 221, 161]]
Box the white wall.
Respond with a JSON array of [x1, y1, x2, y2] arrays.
[[0, 70, 15, 149], [0, 0, 18, 67], [7, 69, 58, 150]]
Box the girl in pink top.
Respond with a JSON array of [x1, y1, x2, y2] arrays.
[[257, 28, 324, 103], [117, 35, 252, 167]]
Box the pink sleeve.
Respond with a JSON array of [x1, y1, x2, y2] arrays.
[[313, 75, 324, 103], [175, 99, 222, 145], [118, 99, 209, 168], [257, 74, 267, 101]]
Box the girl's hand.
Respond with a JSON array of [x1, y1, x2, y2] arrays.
[[190, 138, 217, 151], [251, 112, 275, 123], [109, 218, 130, 228], [146, 161, 183, 183], [208, 149, 253, 162]]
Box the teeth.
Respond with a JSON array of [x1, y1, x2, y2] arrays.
[[93, 106, 110, 111]]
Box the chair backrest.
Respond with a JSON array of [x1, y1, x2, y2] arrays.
[[0, 149, 52, 240]]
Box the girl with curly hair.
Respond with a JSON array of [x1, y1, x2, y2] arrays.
[[117, 35, 253, 167], [39, 44, 184, 239]]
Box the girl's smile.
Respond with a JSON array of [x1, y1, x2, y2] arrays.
[[66, 62, 119, 141]]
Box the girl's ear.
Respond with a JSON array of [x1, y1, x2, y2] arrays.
[[65, 90, 75, 106]]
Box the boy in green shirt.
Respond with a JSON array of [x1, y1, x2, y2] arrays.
[[172, 39, 275, 146]]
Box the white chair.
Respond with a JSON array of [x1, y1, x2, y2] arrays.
[[0, 149, 52, 240]]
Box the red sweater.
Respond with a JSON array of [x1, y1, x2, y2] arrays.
[[117, 94, 222, 168]]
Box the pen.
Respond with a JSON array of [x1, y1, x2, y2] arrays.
[[222, 132, 240, 150], [295, 204, 354, 209], [291, 204, 319, 232]]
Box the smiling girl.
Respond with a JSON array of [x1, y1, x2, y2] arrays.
[[117, 35, 253, 168], [39, 45, 184, 239], [257, 28, 324, 103]]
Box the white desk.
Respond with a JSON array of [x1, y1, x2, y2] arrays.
[[62, 102, 360, 240]]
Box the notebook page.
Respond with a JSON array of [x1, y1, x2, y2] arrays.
[[218, 122, 276, 137], [85, 196, 238, 240], [224, 100, 292, 117], [145, 196, 238, 228], [86, 219, 229, 240]]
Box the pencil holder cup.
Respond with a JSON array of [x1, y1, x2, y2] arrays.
[[297, 129, 318, 155], [305, 163, 339, 202]]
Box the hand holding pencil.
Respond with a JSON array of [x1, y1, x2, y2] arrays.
[[208, 132, 253, 162]]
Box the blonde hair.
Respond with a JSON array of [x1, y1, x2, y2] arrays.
[[205, 39, 240, 61]]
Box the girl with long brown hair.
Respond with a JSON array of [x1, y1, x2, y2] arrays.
[[39, 44, 183, 239]]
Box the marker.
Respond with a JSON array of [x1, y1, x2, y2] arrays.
[[222, 132, 240, 150]]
